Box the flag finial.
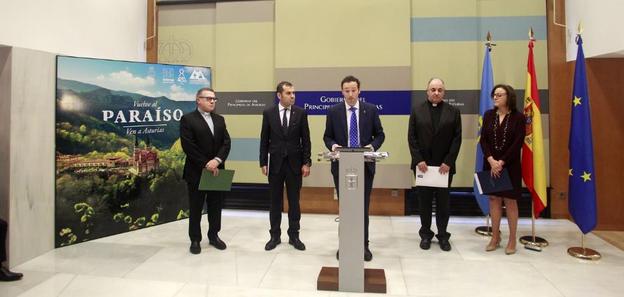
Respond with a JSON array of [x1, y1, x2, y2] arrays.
[[485, 31, 496, 51], [577, 21, 584, 35], [529, 27, 535, 41]]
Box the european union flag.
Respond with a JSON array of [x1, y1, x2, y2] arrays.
[[474, 46, 494, 215], [568, 35, 597, 234]]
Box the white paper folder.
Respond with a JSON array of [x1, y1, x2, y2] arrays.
[[414, 166, 449, 188]]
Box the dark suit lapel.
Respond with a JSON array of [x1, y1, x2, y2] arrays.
[[338, 104, 348, 140], [270, 105, 282, 135], [287, 107, 297, 136], [359, 103, 368, 136], [193, 110, 214, 139]]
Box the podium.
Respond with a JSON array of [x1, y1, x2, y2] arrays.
[[317, 148, 388, 293]]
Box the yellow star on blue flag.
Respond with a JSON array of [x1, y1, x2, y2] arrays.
[[581, 171, 591, 182], [573, 96, 582, 106]]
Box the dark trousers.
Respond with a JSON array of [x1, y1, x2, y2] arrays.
[[0, 219, 6, 263], [269, 157, 302, 238], [187, 182, 222, 242], [418, 174, 453, 241], [333, 168, 373, 245]]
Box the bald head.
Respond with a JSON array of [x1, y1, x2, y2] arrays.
[[426, 78, 446, 104]]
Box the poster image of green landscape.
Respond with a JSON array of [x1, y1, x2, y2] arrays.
[[55, 55, 211, 247]]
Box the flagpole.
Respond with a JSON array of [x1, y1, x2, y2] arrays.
[[520, 27, 549, 252], [567, 30, 599, 261], [520, 200, 548, 251], [474, 32, 496, 237], [475, 215, 493, 236], [568, 233, 601, 260]]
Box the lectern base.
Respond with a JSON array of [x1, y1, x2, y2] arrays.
[[317, 266, 386, 293]]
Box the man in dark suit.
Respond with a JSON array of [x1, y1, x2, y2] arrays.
[[0, 218, 23, 281], [323, 75, 385, 261], [180, 87, 231, 254], [260, 81, 311, 251], [408, 78, 462, 251]]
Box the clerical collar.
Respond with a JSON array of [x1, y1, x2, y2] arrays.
[[428, 100, 443, 108]]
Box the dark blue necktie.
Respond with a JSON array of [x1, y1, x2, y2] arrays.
[[282, 107, 289, 133], [349, 106, 358, 147]]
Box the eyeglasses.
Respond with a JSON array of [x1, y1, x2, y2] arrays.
[[198, 96, 218, 102], [492, 93, 507, 98]]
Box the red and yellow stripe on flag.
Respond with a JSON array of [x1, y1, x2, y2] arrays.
[[522, 38, 548, 217]]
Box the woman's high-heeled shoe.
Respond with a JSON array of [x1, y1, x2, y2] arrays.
[[505, 241, 517, 255], [485, 238, 501, 252]]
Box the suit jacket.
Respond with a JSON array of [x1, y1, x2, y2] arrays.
[[323, 101, 385, 175], [259, 104, 312, 174], [180, 109, 231, 186], [407, 100, 462, 174]]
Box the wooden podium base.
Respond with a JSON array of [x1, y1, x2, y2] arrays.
[[317, 266, 386, 293]]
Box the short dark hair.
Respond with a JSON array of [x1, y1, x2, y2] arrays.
[[341, 75, 360, 89], [196, 87, 215, 98], [276, 81, 293, 94], [491, 84, 518, 113]]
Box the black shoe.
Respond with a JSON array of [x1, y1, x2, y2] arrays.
[[189, 241, 201, 254], [439, 239, 451, 251], [209, 236, 227, 250], [265, 237, 281, 251], [289, 237, 306, 251], [0, 266, 23, 282], [420, 238, 432, 250], [364, 247, 373, 262]]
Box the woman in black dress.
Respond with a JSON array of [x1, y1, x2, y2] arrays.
[[479, 84, 525, 255]]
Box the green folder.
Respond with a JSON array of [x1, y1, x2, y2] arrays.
[[198, 169, 235, 191]]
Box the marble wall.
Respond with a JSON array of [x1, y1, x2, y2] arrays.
[[0, 47, 11, 222], [0, 46, 56, 267]]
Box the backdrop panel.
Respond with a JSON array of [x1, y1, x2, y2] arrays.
[[55, 55, 211, 247]]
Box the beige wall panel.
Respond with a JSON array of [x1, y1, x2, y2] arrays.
[[489, 40, 549, 89], [411, 0, 477, 17], [159, 3, 215, 26], [216, 0, 274, 23], [223, 115, 264, 138], [158, 25, 215, 68], [275, 0, 411, 68], [411, 0, 545, 17], [227, 161, 266, 183], [411, 41, 548, 90], [411, 42, 480, 90], [275, 66, 412, 91], [215, 23, 274, 91], [476, 0, 546, 17]]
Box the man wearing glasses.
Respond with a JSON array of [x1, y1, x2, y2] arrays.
[[180, 87, 231, 254]]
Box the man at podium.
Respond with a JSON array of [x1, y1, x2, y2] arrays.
[[323, 75, 385, 261]]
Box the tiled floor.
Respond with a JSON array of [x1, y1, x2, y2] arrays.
[[2, 210, 623, 297]]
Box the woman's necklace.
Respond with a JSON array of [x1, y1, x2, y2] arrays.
[[493, 111, 510, 151]]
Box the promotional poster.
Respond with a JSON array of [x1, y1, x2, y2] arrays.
[[55, 56, 211, 247]]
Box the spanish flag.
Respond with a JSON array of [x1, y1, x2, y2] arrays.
[[522, 37, 548, 218]]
